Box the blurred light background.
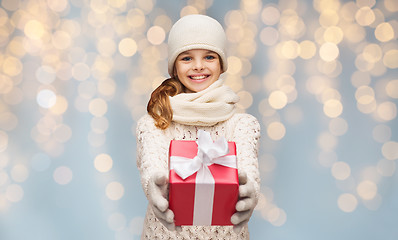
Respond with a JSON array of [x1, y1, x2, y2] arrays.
[[0, 0, 397, 239]]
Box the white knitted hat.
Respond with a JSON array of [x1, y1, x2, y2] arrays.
[[167, 14, 228, 77]]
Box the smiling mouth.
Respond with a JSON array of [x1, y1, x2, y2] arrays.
[[189, 75, 209, 80]]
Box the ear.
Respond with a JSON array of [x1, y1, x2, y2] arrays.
[[218, 55, 225, 73]]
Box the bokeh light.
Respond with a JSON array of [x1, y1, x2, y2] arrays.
[[50, 95, 69, 115], [357, 180, 378, 200], [383, 49, 398, 69], [106, 181, 125, 201], [376, 101, 397, 121], [267, 121, 286, 141], [382, 141, 398, 160], [386, 79, 398, 98], [337, 193, 358, 213], [119, 38, 138, 57], [89, 98, 108, 117], [268, 90, 288, 109], [319, 42, 339, 62], [323, 99, 343, 118], [331, 161, 351, 180], [36, 89, 57, 108], [147, 26, 166, 45], [374, 22, 394, 42], [10, 164, 29, 183], [53, 166, 73, 185], [94, 153, 113, 173]]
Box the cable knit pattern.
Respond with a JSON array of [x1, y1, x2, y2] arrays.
[[136, 113, 260, 240]]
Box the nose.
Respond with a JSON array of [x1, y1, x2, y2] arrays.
[[193, 59, 204, 71]]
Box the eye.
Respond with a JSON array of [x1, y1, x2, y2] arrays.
[[205, 55, 216, 60], [181, 56, 192, 61]]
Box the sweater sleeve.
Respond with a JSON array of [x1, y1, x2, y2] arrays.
[[231, 114, 261, 199], [136, 114, 170, 199]]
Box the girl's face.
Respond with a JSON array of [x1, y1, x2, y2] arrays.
[[174, 49, 222, 93]]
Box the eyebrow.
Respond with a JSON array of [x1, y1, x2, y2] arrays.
[[179, 50, 217, 55], [204, 50, 217, 54]]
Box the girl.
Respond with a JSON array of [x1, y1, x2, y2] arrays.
[[136, 14, 260, 239]]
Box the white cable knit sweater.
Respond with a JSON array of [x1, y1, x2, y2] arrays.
[[136, 113, 260, 239]]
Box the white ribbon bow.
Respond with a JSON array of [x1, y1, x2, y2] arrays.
[[170, 130, 237, 181], [169, 130, 237, 225]]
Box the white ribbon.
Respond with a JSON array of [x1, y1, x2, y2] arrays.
[[169, 130, 237, 225]]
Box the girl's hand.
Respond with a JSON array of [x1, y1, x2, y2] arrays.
[[231, 171, 257, 234], [148, 172, 176, 231]]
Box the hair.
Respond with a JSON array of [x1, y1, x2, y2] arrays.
[[147, 77, 184, 129]]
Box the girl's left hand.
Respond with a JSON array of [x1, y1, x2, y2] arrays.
[[147, 172, 176, 231], [231, 171, 257, 234]]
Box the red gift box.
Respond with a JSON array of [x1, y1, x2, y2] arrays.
[[168, 132, 239, 226]]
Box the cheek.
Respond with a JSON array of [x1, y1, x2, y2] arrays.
[[175, 68, 185, 79], [211, 64, 222, 75], [175, 63, 188, 75], [210, 61, 221, 73]]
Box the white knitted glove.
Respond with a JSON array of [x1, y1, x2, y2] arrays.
[[231, 171, 257, 234], [147, 172, 176, 231]]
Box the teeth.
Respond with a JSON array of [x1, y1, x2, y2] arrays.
[[191, 75, 206, 80]]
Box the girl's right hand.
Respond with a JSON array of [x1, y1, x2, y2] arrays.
[[231, 171, 257, 234], [148, 172, 176, 231]]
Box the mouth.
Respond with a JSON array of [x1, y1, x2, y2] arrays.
[[189, 75, 210, 81]]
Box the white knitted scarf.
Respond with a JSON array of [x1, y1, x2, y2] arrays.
[[169, 79, 240, 126]]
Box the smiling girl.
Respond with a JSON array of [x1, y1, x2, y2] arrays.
[[136, 14, 260, 239]]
